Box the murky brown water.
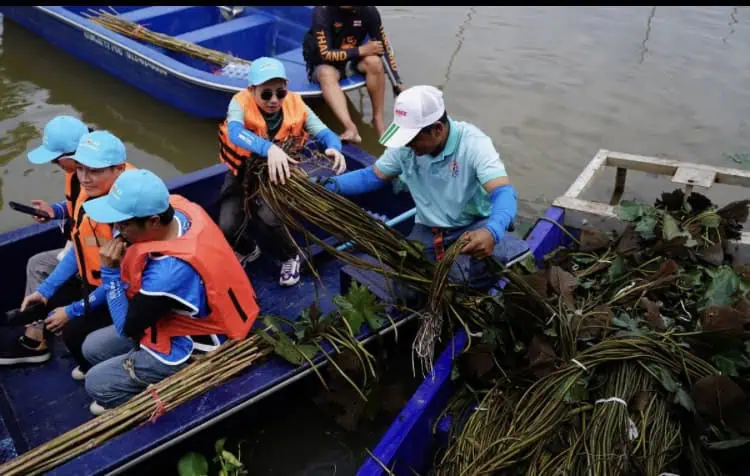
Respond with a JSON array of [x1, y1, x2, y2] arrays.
[[2, 6, 750, 233]]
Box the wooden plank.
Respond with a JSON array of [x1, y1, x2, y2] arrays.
[[561, 149, 610, 199], [671, 166, 716, 189], [552, 195, 626, 234], [606, 151, 750, 188]]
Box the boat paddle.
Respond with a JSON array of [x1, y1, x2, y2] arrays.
[[381, 56, 401, 97]]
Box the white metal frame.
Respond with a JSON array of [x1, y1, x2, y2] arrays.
[[552, 149, 750, 263]]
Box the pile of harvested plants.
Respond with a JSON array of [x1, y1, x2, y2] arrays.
[[242, 141, 520, 376], [434, 189, 750, 475], [0, 335, 272, 476], [83, 9, 250, 67]]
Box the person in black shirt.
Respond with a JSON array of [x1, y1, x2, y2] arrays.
[[303, 6, 404, 144]]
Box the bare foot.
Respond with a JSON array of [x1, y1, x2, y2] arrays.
[[340, 128, 362, 144]]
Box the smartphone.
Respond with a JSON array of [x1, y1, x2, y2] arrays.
[[9, 201, 52, 220]]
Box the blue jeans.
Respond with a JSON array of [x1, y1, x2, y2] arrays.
[[408, 218, 531, 290], [82, 325, 188, 408]]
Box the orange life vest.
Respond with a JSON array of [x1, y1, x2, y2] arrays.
[[71, 162, 136, 289], [120, 194, 260, 355], [63, 171, 81, 240], [217, 88, 310, 175]]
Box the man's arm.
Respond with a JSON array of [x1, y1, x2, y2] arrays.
[[319, 148, 400, 196], [36, 246, 78, 300], [304, 104, 343, 152], [473, 137, 517, 244], [363, 7, 403, 84], [64, 282, 108, 320], [226, 99, 274, 157]]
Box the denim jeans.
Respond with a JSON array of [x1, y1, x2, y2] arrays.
[[82, 325, 188, 408], [408, 218, 531, 289]]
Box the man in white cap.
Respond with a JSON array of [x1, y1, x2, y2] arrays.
[[316, 85, 531, 290]]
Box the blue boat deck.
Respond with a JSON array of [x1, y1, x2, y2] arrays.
[[0, 146, 416, 474]]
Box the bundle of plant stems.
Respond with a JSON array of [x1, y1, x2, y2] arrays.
[[0, 335, 272, 476], [432, 188, 750, 475], [243, 141, 508, 376], [83, 9, 250, 67]]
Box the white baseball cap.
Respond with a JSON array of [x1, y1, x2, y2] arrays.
[[379, 85, 446, 148]]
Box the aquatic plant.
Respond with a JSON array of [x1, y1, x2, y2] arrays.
[[433, 190, 750, 475]]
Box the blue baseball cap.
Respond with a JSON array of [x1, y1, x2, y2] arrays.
[[28, 115, 89, 164], [73, 130, 127, 169], [83, 169, 170, 224], [247, 57, 287, 86]]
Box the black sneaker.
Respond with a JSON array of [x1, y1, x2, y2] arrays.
[[0, 335, 51, 365]]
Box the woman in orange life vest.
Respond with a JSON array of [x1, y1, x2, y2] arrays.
[[216, 56, 347, 287], [79, 169, 259, 415], [0, 130, 134, 380], [1, 115, 89, 367]]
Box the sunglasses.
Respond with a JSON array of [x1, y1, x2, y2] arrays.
[[259, 88, 288, 101]]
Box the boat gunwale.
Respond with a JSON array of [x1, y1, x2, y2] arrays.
[[32, 6, 367, 98]]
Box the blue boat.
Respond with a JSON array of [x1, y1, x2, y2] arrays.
[[0, 146, 417, 475], [357, 149, 750, 475], [0, 6, 366, 119]]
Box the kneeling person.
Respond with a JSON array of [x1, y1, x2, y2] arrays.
[[80, 169, 260, 415]]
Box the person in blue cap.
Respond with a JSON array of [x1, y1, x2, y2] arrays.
[[0, 130, 133, 381], [80, 169, 259, 415], [314, 85, 532, 293], [1, 115, 90, 366], [217, 56, 346, 287]]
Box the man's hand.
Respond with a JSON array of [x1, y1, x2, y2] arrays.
[[325, 148, 347, 175], [460, 228, 496, 259], [268, 144, 300, 185], [30, 200, 54, 223], [21, 291, 47, 312], [44, 307, 69, 334], [100, 238, 127, 268], [359, 40, 384, 57]]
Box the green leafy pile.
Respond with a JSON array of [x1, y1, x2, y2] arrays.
[[436, 189, 750, 476]]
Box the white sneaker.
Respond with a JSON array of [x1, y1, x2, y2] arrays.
[[279, 255, 301, 287], [71, 366, 86, 381], [235, 244, 261, 267], [89, 401, 108, 416]]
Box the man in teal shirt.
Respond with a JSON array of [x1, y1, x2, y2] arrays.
[[317, 85, 530, 290]]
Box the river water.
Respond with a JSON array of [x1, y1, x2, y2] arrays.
[[1, 5, 750, 474], [2, 7, 750, 233]]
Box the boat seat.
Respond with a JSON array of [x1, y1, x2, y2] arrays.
[[174, 14, 275, 59], [117, 6, 197, 23]]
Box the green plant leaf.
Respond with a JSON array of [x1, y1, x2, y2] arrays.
[[215, 438, 226, 454], [705, 438, 750, 450], [177, 452, 209, 476], [661, 214, 685, 241], [608, 255, 626, 281], [699, 213, 721, 229], [635, 215, 658, 240], [333, 281, 387, 334], [618, 201, 646, 221], [674, 387, 695, 413], [221, 450, 243, 468], [702, 266, 741, 308]]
